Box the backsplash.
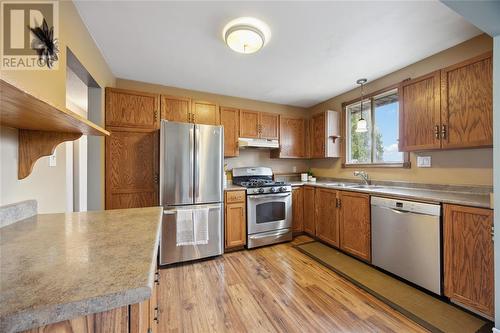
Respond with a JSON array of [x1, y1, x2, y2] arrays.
[[224, 149, 309, 178]]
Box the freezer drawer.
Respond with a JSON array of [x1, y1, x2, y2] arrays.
[[160, 203, 223, 265], [371, 197, 442, 295]]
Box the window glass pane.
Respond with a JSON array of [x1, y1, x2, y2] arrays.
[[373, 89, 403, 163], [347, 100, 371, 164]]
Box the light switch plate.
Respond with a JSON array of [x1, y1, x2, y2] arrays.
[[48, 152, 57, 167], [416, 156, 431, 168]]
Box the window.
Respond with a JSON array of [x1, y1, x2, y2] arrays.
[[345, 88, 407, 167]]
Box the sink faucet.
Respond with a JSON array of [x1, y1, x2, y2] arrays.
[[354, 171, 370, 185]]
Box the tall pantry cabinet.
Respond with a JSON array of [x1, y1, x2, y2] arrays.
[[105, 88, 160, 209]]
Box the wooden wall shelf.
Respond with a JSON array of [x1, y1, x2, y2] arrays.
[[0, 79, 110, 179]]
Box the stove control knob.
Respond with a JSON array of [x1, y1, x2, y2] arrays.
[[258, 188, 265, 194], [270, 187, 278, 193], [279, 187, 287, 192]]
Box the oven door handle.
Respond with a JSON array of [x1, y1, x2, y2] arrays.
[[247, 193, 291, 200]]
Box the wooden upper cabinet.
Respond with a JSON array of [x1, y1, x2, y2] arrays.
[[276, 116, 306, 158], [400, 71, 441, 151], [441, 53, 493, 149], [239, 110, 260, 138], [292, 187, 304, 233], [106, 88, 159, 129], [161, 95, 190, 123], [239, 110, 279, 140], [310, 113, 326, 158], [219, 107, 240, 157], [339, 191, 371, 262], [303, 186, 316, 235], [105, 128, 159, 210], [192, 100, 219, 125], [443, 204, 494, 317], [400, 52, 493, 152], [260, 112, 279, 140], [315, 188, 340, 247]]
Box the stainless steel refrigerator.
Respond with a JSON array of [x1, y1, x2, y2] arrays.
[[159, 120, 224, 265]]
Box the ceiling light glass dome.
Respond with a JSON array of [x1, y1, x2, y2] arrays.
[[223, 17, 271, 54]]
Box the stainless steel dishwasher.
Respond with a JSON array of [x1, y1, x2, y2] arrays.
[[371, 196, 442, 295]]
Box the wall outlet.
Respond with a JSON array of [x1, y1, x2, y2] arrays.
[[416, 156, 431, 168], [292, 166, 297, 173], [48, 152, 57, 167]]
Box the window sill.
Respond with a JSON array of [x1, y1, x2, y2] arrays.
[[342, 162, 411, 169]]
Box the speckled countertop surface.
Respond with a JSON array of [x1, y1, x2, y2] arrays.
[[224, 184, 245, 191], [0, 207, 163, 333], [290, 181, 492, 209]]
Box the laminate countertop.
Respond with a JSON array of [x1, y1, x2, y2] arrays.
[[290, 181, 492, 209], [0, 207, 163, 333]]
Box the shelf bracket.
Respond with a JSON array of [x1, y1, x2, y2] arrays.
[[18, 130, 82, 179]]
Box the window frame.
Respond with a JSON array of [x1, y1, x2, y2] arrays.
[[341, 83, 410, 168]]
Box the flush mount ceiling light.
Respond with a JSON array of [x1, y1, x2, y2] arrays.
[[223, 17, 271, 54], [355, 78, 368, 133]]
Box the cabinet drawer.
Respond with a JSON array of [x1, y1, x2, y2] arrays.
[[225, 190, 246, 203]]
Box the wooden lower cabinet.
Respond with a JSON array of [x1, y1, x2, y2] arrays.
[[292, 187, 304, 232], [443, 204, 494, 317], [303, 186, 316, 235], [338, 191, 371, 261], [130, 271, 159, 333], [23, 306, 129, 333], [315, 188, 340, 247], [224, 191, 246, 250]]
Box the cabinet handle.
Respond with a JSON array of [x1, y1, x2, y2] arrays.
[[337, 198, 341, 208], [434, 125, 439, 139], [192, 113, 196, 123], [154, 271, 160, 285], [441, 124, 447, 140], [154, 110, 158, 121], [154, 306, 159, 323]]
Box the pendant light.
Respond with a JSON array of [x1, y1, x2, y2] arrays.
[[355, 78, 368, 133]]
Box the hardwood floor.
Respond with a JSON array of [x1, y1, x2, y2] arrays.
[[158, 236, 428, 333]]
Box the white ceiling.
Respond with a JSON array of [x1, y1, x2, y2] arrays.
[[74, 1, 481, 108]]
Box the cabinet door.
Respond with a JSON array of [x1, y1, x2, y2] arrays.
[[106, 88, 159, 129], [315, 188, 339, 247], [239, 110, 260, 138], [149, 279, 159, 333], [311, 113, 325, 158], [105, 128, 159, 209], [441, 53, 493, 149], [220, 107, 239, 157], [399, 71, 441, 151], [160, 95, 190, 123], [192, 100, 219, 125], [303, 186, 316, 235], [259, 112, 279, 140], [279, 117, 306, 158], [443, 204, 494, 317], [225, 202, 246, 249], [292, 187, 304, 232], [339, 191, 371, 261]]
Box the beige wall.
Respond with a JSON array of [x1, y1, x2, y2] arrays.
[[308, 34, 494, 186], [116, 79, 309, 175], [0, 0, 115, 212]]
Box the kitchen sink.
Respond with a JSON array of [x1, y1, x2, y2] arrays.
[[347, 184, 385, 189], [322, 183, 357, 188]]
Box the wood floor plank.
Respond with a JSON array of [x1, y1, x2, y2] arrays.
[[158, 238, 428, 333]]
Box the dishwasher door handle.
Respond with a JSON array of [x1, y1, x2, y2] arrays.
[[374, 205, 440, 217]]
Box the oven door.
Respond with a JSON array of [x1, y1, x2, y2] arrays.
[[247, 192, 292, 234]]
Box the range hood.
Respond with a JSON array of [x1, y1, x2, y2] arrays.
[[238, 137, 279, 149]]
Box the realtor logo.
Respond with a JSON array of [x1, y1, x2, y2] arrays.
[[1, 1, 59, 70]]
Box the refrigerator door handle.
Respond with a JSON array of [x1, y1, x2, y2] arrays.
[[194, 125, 200, 201]]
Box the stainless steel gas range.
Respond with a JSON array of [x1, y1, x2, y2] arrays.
[[232, 167, 292, 249]]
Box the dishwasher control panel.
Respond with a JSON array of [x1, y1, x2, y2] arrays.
[[371, 196, 441, 216]]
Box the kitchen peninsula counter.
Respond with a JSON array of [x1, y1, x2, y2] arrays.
[[0, 206, 162, 333]]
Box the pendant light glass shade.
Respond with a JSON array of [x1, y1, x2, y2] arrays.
[[355, 78, 368, 133], [355, 117, 368, 132]]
